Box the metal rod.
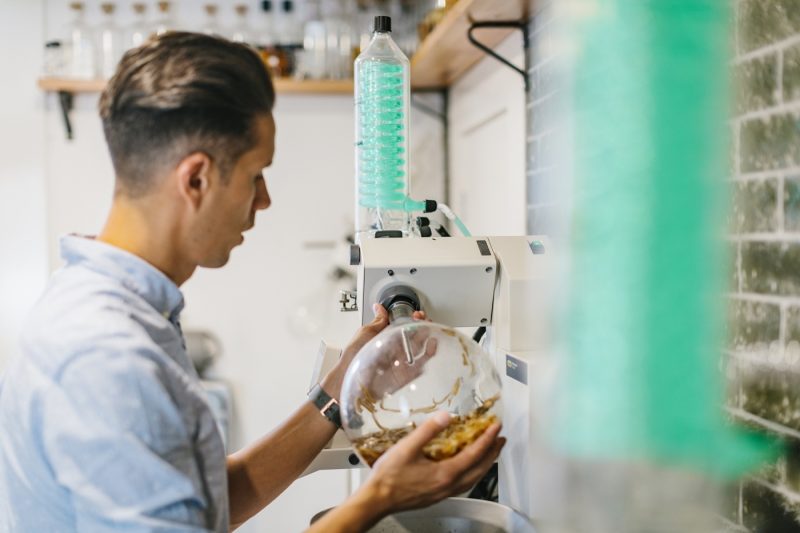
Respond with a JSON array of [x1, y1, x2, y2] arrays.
[[57, 91, 74, 140], [467, 20, 530, 92]]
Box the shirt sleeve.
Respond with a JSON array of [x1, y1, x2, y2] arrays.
[[39, 344, 214, 533]]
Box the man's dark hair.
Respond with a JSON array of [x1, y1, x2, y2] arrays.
[[99, 32, 275, 196]]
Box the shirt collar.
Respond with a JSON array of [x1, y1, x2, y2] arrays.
[[59, 235, 185, 320]]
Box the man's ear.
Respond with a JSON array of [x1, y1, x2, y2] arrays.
[[175, 152, 214, 210]]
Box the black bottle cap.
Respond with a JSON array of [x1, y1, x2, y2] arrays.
[[424, 199, 437, 213], [261, 0, 272, 12], [282, 0, 293, 12], [374, 15, 391, 33]]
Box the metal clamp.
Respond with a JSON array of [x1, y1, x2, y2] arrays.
[[339, 290, 358, 312]]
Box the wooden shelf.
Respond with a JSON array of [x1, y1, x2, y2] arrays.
[[37, 77, 353, 95], [410, 0, 530, 90]]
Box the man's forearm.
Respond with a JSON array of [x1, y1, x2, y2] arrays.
[[227, 398, 338, 528], [305, 482, 390, 533]]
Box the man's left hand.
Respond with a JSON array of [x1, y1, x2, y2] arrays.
[[320, 304, 425, 400]]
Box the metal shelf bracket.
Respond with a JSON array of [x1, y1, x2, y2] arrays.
[[467, 20, 530, 92], [57, 90, 74, 140]]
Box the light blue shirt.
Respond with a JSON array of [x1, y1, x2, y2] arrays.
[[0, 236, 228, 532]]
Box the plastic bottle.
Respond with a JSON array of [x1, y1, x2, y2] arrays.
[[354, 16, 424, 240], [230, 4, 252, 44]]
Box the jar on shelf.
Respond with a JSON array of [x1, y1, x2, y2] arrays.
[[230, 4, 253, 44], [126, 3, 149, 50], [64, 1, 96, 79], [201, 4, 223, 37], [153, 1, 175, 37], [96, 2, 123, 79]]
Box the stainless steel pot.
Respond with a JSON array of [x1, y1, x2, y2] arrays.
[[311, 498, 535, 533]]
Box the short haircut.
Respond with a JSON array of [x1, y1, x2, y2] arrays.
[[99, 32, 275, 196]]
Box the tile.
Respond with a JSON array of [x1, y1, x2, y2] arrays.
[[722, 481, 741, 526], [740, 115, 800, 173], [738, 0, 800, 55], [785, 43, 800, 103], [728, 299, 781, 350], [730, 179, 779, 233], [730, 241, 741, 292], [786, 307, 800, 347], [741, 365, 800, 431], [742, 480, 800, 532], [741, 241, 800, 296], [784, 438, 800, 493], [785, 178, 800, 231], [735, 54, 778, 114]]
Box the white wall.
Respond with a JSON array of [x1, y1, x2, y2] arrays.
[[0, 0, 49, 372], [448, 32, 528, 235]]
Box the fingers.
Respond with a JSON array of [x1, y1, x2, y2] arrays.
[[412, 310, 427, 321], [441, 423, 501, 472], [450, 437, 506, 493], [395, 412, 451, 454], [369, 304, 389, 327]]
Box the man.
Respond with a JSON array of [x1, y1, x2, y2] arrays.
[[0, 33, 504, 532]]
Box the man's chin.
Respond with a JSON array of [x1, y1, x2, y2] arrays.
[[200, 251, 233, 269]]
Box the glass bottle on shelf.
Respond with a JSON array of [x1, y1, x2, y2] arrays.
[[230, 4, 252, 44], [257, 0, 286, 77], [322, 0, 354, 80], [301, 0, 326, 80], [43, 41, 66, 77], [201, 4, 223, 37], [278, 0, 303, 76], [96, 2, 122, 79], [65, 2, 95, 79], [153, 1, 174, 37], [126, 3, 149, 50]]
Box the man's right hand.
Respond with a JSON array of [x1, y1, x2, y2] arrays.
[[363, 412, 505, 514], [305, 412, 504, 533]]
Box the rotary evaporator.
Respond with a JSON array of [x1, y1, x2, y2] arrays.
[[305, 16, 550, 533]]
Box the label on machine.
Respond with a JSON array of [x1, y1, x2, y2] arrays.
[[505, 354, 528, 385]]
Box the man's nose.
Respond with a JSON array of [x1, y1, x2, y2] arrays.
[[254, 178, 271, 211]]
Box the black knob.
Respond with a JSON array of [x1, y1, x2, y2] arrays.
[[348, 453, 360, 466], [374, 15, 391, 33], [349, 244, 361, 266]]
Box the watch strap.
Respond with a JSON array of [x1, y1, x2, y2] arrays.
[[308, 383, 342, 428]]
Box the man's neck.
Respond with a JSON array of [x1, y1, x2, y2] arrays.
[[97, 195, 196, 286]]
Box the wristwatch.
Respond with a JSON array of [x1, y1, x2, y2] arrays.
[[308, 383, 342, 429]]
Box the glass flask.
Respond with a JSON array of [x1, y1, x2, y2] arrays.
[[65, 2, 95, 79], [153, 1, 174, 37], [126, 3, 149, 50], [340, 320, 502, 467], [230, 4, 252, 44], [301, 0, 326, 80], [257, 0, 286, 77], [201, 4, 223, 37], [96, 2, 122, 79], [322, 0, 354, 80]]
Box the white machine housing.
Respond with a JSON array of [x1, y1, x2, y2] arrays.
[[356, 237, 497, 328], [304, 235, 553, 524]]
